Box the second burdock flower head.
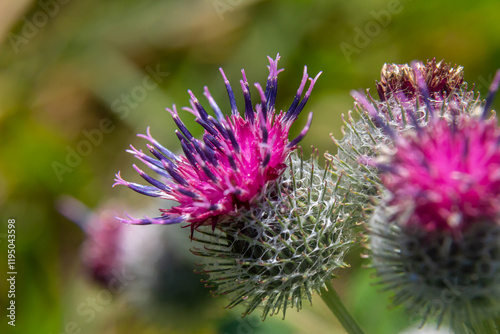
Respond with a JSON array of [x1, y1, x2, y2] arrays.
[[368, 66, 500, 328], [329, 59, 476, 200], [114, 54, 321, 232]]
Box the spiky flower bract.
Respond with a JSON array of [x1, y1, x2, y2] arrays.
[[113, 55, 321, 232], [368, 69, 500, 329], [191, 150, 358, 319]]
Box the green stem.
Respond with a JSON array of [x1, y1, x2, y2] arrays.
[[320, 280, 365, 334], [452, 318, 499, 334], [469, 319, 498, 334]]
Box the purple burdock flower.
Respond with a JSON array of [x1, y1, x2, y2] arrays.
[[328, 59, 477, 206], [114, 55, 321, 232], [81, 208, 124, 286], [56, 196, 126, 286], [381, 116, 500, 232], [368, 69, 500, 328], [57, 197, 216, 327]]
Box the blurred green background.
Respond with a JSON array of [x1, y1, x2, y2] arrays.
[[0, 0, 499, 333]]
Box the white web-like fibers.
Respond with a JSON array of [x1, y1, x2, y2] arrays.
[[191, 151, 361, 319]]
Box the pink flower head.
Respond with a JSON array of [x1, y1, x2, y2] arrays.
[[56, 196, 125, 286], [378, 69, 500, 233], [382, 116, 500, 232], [114, 54, 321, 232], [368, 69, 500, 326], [81, 208, 124, 285]]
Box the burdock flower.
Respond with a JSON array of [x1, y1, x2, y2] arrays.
[[111, 56, 359, 324], [114, 55, 320, 232], [328, 59, 477, 200], [368, 70, 500, 329], [57, 197, 215, 328], [56, 196, 125, 286]]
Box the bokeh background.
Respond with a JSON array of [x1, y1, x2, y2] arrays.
[[1, 0, 499, 333]]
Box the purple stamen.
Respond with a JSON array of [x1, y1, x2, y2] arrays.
[[178, 136, 199, 168], [351, 90, 395, 138], [219, 140, 238, 171], [116, 213, 185, 225], [287, 71, 322, 122], [254, 82, 268, 119], [199, 159, 218, 183], [133, 164, 170, 192], [138, 127, 179, 161], [175, 186, 198, 198], [481, 69, 500, 119], [261, 152, 271, 168], [258, 105, 269, 145], [130, 152, 171, 179], [265, 54, 283, 110], [207, 115, 229, 140], [193, 140, 219, 167], [196, 117, 220, 138], [219, 68, 238, 116], [240, 69, 254, 123], [202, 142, 219, 167], [203, 86, 225, 121], [203, 133, 223, 151], [288, 112, 313, 148], [147, 144, 173, 165], [411, 61, 434, 118], [167, 105, 194, 141], [225, 125, 240, 153], [127, 145, 164, 169], [160, 160, 189, 187], [113, 172, 163, 197], [188, 90, 210, 121], [286, 66, 309, 118]]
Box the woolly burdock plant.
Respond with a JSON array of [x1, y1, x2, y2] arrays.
[[192, 150, 359, 319], [325, 59, 500, 331], [112, 55, 362, 322], [368, 69, 500, 330]]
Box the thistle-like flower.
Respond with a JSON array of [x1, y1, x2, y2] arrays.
[[114, 55, 321, 232], [57, 197, 214, 326], [192, 150, 358, 319], [368, 69, 500, 328], [56, 196, 126, 286], [328, 59, 478, 200]]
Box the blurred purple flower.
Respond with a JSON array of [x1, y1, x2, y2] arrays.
[[56, 196, 125, 286], [381, 115, 500, 232], [374, 65, 500, 232], [57, 196, 214, 325], [81, 208, 125, 286], [369, 68, 500, 326], [114, 54, 321, 232]]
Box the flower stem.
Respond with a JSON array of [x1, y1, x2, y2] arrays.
[[320, 280, 365, 334], [451, 318, 499, 334]]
